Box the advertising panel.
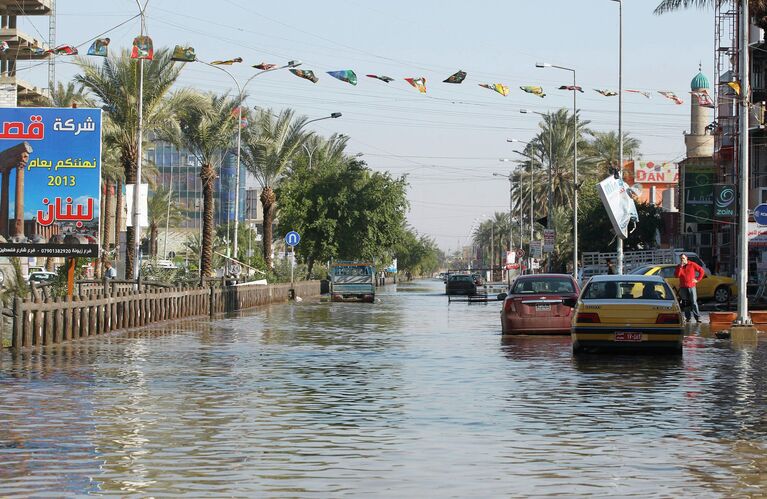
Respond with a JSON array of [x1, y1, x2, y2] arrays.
[[633, 161, 679, 184], [543, 229, 555, 252], [0, 108, 102, 257], [597, 175, 639, 239], [713, 184, 736, 220], [684, 165, 714, 225]]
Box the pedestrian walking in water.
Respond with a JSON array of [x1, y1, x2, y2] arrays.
[[674, 253, 703, 323]]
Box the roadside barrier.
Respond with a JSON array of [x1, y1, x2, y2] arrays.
[[10, 280, 320, 350]]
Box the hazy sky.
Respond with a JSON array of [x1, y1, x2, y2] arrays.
[[16, 1, 713, 251]]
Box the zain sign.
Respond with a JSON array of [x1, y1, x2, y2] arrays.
[[714, 184, 736, 220]]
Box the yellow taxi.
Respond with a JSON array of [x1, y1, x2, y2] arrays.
[[568, 275, 684, 353], [630, 264, 737, 304]]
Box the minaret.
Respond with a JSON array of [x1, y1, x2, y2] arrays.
[[685, 66, 714, 158]]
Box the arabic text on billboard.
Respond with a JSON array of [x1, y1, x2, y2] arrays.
[[0, 108, 102, 257], [634, 161, 679, 184]]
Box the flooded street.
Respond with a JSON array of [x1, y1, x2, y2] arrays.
[[1, 279, 767, 497]]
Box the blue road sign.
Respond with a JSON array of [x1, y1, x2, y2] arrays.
[[285, 231, 301, 246], [755, 203, 767, 226]]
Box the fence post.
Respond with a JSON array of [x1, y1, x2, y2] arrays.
[[209, 283, 215, 318], [12, 296, 22, 349]]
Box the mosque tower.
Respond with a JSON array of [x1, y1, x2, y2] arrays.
[[684, 67, 714, 158]]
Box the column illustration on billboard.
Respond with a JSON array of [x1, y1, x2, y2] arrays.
[[0, 108, 102, 257]]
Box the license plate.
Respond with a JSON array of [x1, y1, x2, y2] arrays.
[[535, 304, 551, 312], [614, 332, 643, 342]]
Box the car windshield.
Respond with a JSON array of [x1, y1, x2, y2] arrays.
[[512, 278, 575, 294], [582, 280, 674, 300], [629, 265, 654, 275]]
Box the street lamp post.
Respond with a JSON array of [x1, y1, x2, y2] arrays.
[[509, 144, 538, 274], [202, 59, 302, 262], [520, 109, 553, 232], [494, 167, 514, 284], [611, 0, 625, 274], [537, 62, 578, 280]]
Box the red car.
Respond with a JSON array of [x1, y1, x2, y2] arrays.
[[500, 274, 580, 335]]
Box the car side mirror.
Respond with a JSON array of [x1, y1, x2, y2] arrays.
[[497, 293, 507, 301], [562, 297, 577, 308]]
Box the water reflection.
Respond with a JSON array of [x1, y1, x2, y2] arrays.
[[0, 281, 766, 496]]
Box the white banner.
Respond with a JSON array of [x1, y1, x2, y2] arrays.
[[597, 176, 638, 239], [125, 183, 149, 228]]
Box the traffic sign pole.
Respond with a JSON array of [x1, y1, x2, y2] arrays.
[[284, 231, 300, 299]]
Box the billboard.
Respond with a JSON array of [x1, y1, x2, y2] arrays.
[[634, 161, 679, 184], [597, 175, 639, 239], [684, 165, 714, 225], [0, 108, 101, 257], [713, 184, 736, 220]]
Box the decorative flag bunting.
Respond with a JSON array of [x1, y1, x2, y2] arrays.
[[0, 41, 7, 53], [366, 74, 394, 83], [87, 38, 110, 57], [478, 83, 509, 96], [727, 81, 741, 95], [131, 36, 153, 60], [443, 70, 467, 84], [626, 89, 652, 99], [658, 91, 683, 105], [290, 69, 319, 83], [31, 46, 46, 56], [559, 85, 584, 93], [327, 70, 358, 85], [253, 63, 277, 70], [595, 89, 618, 96], [170, 45, 196, 62], [211, 57, 242, 65], [405, 77, 427, 93], [691, 89, 714, 108], [520, 85, 545, 98], [48, 44, 78, 56]]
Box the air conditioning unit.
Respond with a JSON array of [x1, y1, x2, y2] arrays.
[[749, 187, 767, 209]]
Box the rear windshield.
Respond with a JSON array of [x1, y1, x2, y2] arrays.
[[334, 266, 371, 276], [582, 280, 674, 300], [512, 278, 575, 294], [449, 275, 474, 282]]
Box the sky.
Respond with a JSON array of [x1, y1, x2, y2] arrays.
[[13, 0, 714, 252]]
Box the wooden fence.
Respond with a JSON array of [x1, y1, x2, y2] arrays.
[[11, 280, 320, 350]]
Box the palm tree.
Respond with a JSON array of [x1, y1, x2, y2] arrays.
[[655, 1, 767, 28], [147, 186, 183, 258], [46, 81, 95, 108], [586, 131, 642, 176], [75, 47, 192, 278], [241, 108, 311, 268], [167, 92, 240, 280]]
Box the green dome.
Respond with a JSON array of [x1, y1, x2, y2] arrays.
[[691, 71, 710, 90]]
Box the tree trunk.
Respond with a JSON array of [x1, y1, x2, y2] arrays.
[[306, 255, 315, 280], [200, 162, 216, 282], [122, 146, 138, 279], [114, 180, 123, 253], [150, 224, 158, 258], [260, 187, 276, 269], [99, 181, 114, 278]]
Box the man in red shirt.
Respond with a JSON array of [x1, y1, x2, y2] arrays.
[[674, 254, 704, 323]]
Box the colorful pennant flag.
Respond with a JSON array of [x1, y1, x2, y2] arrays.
[[87, 38, 110, 57], [727, 81, 741, 95], [559, 85, 584, 93], [405, 77, 427, 94], [626, 89, 652, 99], [691, 89, 714, 108], [30, 46, 46, 56], [595, 89, 618, 97], [327, 70, 358, 85], [211, 57, 242, 65], [366, 74, 394, 83], [290, 69, 319, 83], [478, 83, 509, 96], [48, 44, 78, 56], [171, 45, 196, 62], [131, 36, 153, 60], [443, 70, 467, 84], [520, 85, 545, 98], [253, 62, 277, 70], [658, 91, 683, 105]]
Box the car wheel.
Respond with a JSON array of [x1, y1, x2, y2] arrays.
[[714, 285, 731, 304]]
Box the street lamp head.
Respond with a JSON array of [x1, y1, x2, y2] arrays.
[[535, 62, 551, 68], [498, 159, 512, 162], [330, 112, 342, 118], [507, 138, 527, 144], [519, 109, 530, 114], [287, 60, 302, 68]]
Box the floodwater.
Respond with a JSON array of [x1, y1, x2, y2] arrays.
[[1, 280, 766, 497]]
